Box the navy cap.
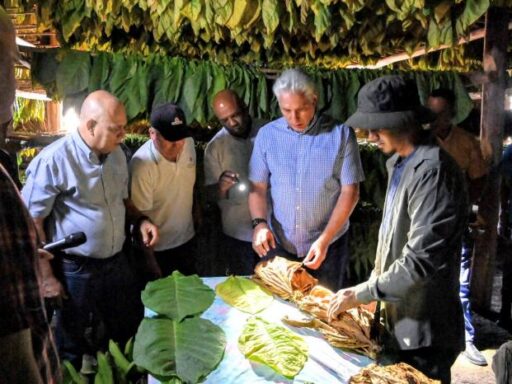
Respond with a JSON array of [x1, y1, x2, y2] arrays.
[[150, 103, 191, 142]]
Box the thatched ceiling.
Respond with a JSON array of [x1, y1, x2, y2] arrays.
[[12, 0, 512, 71]]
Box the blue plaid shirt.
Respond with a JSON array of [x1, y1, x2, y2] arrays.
[[249, 114, 365, 256]]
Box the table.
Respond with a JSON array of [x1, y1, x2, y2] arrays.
[[149, 276, 373, 383]]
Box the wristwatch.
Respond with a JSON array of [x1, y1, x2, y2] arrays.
[[251, 218, 268, 229]]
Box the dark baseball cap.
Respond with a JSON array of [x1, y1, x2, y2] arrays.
[[150, 103, 191, 142]]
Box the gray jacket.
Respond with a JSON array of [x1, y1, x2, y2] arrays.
[[355, 140, 466, 352]]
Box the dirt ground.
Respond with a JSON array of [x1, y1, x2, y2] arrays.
[[451, 313, 511, 383], [450, 251, 512, 384]]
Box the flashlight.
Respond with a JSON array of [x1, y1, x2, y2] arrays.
[[231, 174, 247, 192]]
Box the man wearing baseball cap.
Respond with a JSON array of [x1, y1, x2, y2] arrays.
[[328, 75, 467, 383], [130, 103, 197, 277]]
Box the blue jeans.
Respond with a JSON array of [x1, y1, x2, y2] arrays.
[[56, 252, 143, 368], [266, 233, 349, 291], [460, 234, 475, 343]]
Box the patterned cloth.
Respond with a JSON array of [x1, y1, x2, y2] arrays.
[[0, 166, 60, 383], [249, 114, 365, 256]]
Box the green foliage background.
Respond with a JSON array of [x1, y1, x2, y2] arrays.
[[32, 49, 474, 126]]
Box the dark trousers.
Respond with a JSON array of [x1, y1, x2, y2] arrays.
[[381, 347, 460, 384], [221, 234, 259, 276], [56, 252, 143, 369], [154, 237, 197, 277], [267, 233, 349, 291]]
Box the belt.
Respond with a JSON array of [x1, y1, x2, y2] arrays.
[[62, 251, 123, 264]]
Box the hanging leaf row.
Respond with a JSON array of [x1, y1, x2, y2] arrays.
[[31, 49, 473, 124], [22, 0, 509, 69]]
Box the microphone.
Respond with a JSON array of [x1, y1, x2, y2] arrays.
[[43, 232, 87, 252]]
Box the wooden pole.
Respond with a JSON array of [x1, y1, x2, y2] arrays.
[[472, 7, 509, 311]]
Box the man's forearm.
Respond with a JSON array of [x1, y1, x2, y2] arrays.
[[319, 183, 359, 243], [33, 217, 46, 244], [249, 182, 268, 219]]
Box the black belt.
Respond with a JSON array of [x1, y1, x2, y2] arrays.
[[62, 251, 123, 264]]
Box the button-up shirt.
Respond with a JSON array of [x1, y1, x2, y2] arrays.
[[22, 129, 128, 259], [249, 114, 365, 256]]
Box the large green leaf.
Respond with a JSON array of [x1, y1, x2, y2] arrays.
[[56, 50, 91, 97], [141, 271, 215, 321], [215, 276, 273, 314], [109, 54, 149, 119], [133, 317, 226, 383], [238, 317, 308, 378]]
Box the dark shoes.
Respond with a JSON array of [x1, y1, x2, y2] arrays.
[[462, 342, 488, 366]]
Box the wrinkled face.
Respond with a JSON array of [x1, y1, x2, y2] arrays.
[[214, 101, 250, 138], [367, 129, 401, 155], [427, 96, 453, 137], [150, 128, 186, 162], [88, 108, 127, 155], [278, 91, 317, 132]]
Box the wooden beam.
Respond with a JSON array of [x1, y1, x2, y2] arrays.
[[347, 22, 512, 69], [472, 7, 509, 311]]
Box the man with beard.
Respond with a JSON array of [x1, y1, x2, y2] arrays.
[[204, 90, 265, 274]]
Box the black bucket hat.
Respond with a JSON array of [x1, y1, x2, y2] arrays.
[[346, 75, 435, 131]]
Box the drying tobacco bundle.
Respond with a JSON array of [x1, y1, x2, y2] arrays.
[[349, 362, 441, 384], [253, 256, 317, 300], [253, 257, 380, 358]]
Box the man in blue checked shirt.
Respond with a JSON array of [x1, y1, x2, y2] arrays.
[[249, 68, 364, 291]]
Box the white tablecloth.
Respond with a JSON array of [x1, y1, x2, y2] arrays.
[[149, 276, 373, 383]]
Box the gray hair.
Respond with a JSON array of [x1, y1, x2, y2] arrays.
[[272, 69, 318, 102]]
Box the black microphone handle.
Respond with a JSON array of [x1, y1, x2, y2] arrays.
[[43, 232, 87, 252]]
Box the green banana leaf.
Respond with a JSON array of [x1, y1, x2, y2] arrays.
[[215, 276, 273, 314], [141, 271, 215, 321], [238, 316, 308, 378], [133, 317, 226, 383]]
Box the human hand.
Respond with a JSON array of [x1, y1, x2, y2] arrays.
[[327, 288, 360, 321], [140, 219, 159, 247], [252, 224, 276, 257], [303, 237, 329, 270], [37, 249, 67, 300], [218, 170, 239, 199]]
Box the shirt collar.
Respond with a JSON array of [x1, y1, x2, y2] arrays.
[[286, 113, 320, 134], [394, 147, 418, 169], [72, 128, 103, 164]]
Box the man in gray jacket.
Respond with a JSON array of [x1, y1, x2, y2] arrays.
[[328, 76, 467, 383]]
